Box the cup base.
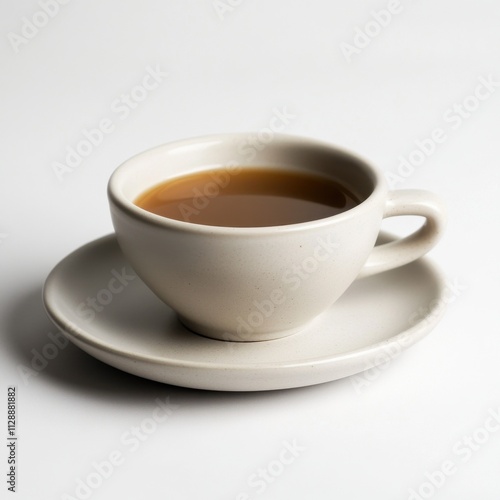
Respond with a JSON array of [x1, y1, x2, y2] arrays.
[[177, 315, 312, 343]]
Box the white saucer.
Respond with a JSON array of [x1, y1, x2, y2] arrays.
[[43, 234, 446, 391]]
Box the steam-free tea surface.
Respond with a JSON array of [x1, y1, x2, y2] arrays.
[[134, 168, 360, 227]]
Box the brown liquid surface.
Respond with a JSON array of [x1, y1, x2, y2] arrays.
[[134, 168, 360, 227]]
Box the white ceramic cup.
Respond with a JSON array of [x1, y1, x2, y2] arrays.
[[108, 134, 446, 342]]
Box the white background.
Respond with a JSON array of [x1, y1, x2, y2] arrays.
[[1, 0, 499, 499]]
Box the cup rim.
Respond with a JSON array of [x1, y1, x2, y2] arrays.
[[108, 133, 386, 235]]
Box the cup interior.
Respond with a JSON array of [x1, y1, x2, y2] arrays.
[[109, 134, 381, 226]]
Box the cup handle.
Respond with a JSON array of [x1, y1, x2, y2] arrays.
[[358, 190, 446, 279]]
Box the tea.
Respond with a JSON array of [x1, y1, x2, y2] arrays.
[[134, 168, 360, 227]]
